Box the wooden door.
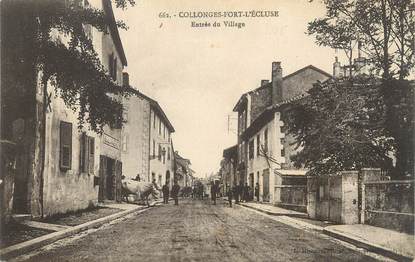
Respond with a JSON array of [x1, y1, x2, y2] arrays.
[[98, 155, 107, 202], [115, 160, 122, 202], [263, 169, 270, 202]]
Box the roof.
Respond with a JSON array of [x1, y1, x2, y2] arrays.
[[102, 0, 127, 66], [274, 169, 308, 176], [223, 145, 237, 158], [232, 65, 331, 112], [126, 86, 175, 132]]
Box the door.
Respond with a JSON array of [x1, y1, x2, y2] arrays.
[[98, 155, 107, 202], [115, 161, 122, 202], [262, 169, 270, 202], [106, 159, 115, 200]]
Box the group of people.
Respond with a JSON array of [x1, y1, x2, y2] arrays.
[[226, 182, 260, 207], [161, 180, 181, 205]]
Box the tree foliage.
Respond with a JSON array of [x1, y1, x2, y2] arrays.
[[285, 0, 415, 178], [2, 0, 135, 134], [308, 0, 414, 79]]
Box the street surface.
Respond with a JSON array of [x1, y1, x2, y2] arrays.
[[18, 199, 383, 262]]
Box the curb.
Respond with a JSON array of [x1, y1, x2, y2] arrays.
[[323, 228, 414, 262], [0, 204, 153, 260], [239, 203, 413, 261], [237, 203, 308, 219]]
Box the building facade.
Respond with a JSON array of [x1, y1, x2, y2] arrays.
[[120, 82, 175, 190], [2, 0, 127, 218], [233, 62, 331, 204], [220, 145, 237, 195]]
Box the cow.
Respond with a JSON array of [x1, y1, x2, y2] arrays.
[[121, 177, 160, 207]]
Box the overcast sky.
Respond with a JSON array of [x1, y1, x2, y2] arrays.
[[114, 0, 342, 178]]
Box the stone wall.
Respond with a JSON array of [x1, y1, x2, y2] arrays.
[[363, 180, 414, 233], [250, 86, 271, 124]]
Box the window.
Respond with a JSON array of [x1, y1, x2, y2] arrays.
[[248, 140, 254, 159], [158, 144, 162, 160], [122, 110, 128, 122], [168, 132, 171, 142], [158, 175, 162, 186], [264, 128, 268, 152], [122, 134, 128, 152], [153, 112, 156, 129], [167, 147, 170, 160], [80, 133, 95, 174], [159, 119, 161, 135], [163, 125, 166, 139], [163, 147, 166, 164], [256, 134, 260, 156], [60, 121, 72, 170], [108, 53, 113, 79]]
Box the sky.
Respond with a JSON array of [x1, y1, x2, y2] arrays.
[[113, 0, 342, 178]]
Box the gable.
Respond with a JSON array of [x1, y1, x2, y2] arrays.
[[282, 66, 331, 101]]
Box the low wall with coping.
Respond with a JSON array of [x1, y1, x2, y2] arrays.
[[363, 180, 414, 234]]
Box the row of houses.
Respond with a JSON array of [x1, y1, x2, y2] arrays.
[[0, 0, 194, 223], [221, 61, 331, 207], [219, 58, 414, 234]]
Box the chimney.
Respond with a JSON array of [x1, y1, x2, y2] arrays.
[[261, 80, 269, 86], [333, 56, 341, 78], [122, 72, 129, 87], [271, 61, 283, 105]]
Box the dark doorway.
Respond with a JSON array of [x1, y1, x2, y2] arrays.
[[166, 170, 171, 187], [262, 169, 270, 202], [106, 158, 115, 200]]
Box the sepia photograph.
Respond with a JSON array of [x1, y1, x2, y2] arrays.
[[0, 0, 414, 261]]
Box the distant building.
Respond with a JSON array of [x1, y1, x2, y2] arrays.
[[220, 145, 237, 194], [233, 62, 331, 203], [174, 152, 194, 188], [120, 81, 175, 189]]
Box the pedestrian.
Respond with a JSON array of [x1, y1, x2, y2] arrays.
[[171, 180, 180, 205], [227, 184, 233, 207], [255, 182, 260, 202], [133, 174, 141, 181], [210, 181, 217, 205], [244, 183, 249, 202], [162, 182, 169, 204], [234, 184, 239, 204]]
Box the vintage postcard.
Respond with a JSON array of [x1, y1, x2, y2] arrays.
[[1, 0, 414, 261]]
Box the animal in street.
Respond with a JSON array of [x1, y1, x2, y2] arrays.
[[121, 177, 160, 207]]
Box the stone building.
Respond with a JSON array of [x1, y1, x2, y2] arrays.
[[174, 152, 194, 189], [121, 80, 175, 189], [233, 62, 331, 204], [220, 145, 237, 194], [1, 0, 127, 218]]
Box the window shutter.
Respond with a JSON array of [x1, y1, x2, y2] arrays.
[[60, 121, 72, 170], [80, 132, 88, 173], [88, 137, 95, 174]]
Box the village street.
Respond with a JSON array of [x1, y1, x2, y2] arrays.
[[15, 199, 382, 262]]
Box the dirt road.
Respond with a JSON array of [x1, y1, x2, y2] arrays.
[[19, 199, 382, 262]]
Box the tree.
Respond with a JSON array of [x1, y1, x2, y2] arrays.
[[1, 0, 135, 217], [286, 0, 415, 178], [2, 0, 135, 134], [308, 0, 414, 80]]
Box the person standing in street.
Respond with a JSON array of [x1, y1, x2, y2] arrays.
[[243, 183, 249, 202], [227, 184, 233, 207], [162, 182, 170, 204], [210, 181, 217, 205], [234, 183, 239, 204], [171, 180, 180, 205], [255, 182, 260, 202]]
